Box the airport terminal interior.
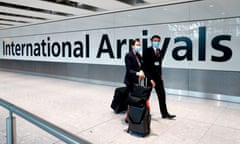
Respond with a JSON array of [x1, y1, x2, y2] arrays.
[[0, 0, 240, 144]]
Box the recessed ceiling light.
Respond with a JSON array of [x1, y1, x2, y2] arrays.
[[209, 5, 214, 8], [163, 8, 168, 11]]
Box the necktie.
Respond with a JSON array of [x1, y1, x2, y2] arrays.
[[155, 48, 160, 58]]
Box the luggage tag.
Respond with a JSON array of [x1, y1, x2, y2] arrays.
[[154, 61, 160, 66]]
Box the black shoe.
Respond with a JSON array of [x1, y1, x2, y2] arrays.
[[162, 114, 176, 119]]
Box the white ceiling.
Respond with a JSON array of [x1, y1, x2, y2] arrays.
[[0, 0, 197, 29]]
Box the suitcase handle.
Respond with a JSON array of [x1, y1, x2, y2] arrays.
[[138, 77, 148, 87]]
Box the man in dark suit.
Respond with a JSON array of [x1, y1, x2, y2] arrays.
[[124, 39, 145, 92], [143, 35, 176, 119]]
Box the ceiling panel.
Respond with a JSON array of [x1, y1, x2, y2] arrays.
[[0, 0, 236, 30], [0, 25, 8, 28], [0, 0, 93, 15], [71, 0, 131, 10], [0, 20, 24, 26], [144, 0, 197, 4], [0, 6, 66, 20], [0, 14, 44, 23]]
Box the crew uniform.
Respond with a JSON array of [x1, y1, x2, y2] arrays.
[[124, 51, 143, 92], [143, 46, 174, 118]]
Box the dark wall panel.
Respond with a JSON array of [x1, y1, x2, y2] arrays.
[[0, 59, 239, 98], [188, 70, 240, 96]]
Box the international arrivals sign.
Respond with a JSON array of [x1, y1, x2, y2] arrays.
[[0, 18, 239, 71]]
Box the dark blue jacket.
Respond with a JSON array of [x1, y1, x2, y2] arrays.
[[124, 51, 143, 90], [142, 46, 167, 83]]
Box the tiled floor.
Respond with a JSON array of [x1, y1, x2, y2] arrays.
[[0, 70, 240, 144]]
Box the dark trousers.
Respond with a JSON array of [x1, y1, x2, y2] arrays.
[[154, 80, 168, 116]]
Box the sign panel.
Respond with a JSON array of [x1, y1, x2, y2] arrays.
[[0, 18, 239, 71]]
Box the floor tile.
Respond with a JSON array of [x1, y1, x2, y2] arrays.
[[153, 119, 211, 144], [198, 125, 240, 144], [214, 108, 240, 130]]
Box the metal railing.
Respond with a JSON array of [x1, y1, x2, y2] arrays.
[[0, 98, 91, 144]]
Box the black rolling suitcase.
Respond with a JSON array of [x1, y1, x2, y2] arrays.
[[127, 79, 151, 137], [127, 105, 151, 137], [111, 87, 129, 113]]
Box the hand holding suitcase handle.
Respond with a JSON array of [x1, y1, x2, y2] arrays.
[[138, 77, 148, 88], [136, 70, 145, 80]]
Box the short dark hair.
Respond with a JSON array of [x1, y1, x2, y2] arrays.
[[151, 35, 161, 41], [131, 38, 140, 46]]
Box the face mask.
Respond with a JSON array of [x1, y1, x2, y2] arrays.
[[152, 42, 160, 48], [135, 46, 141, 53]]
